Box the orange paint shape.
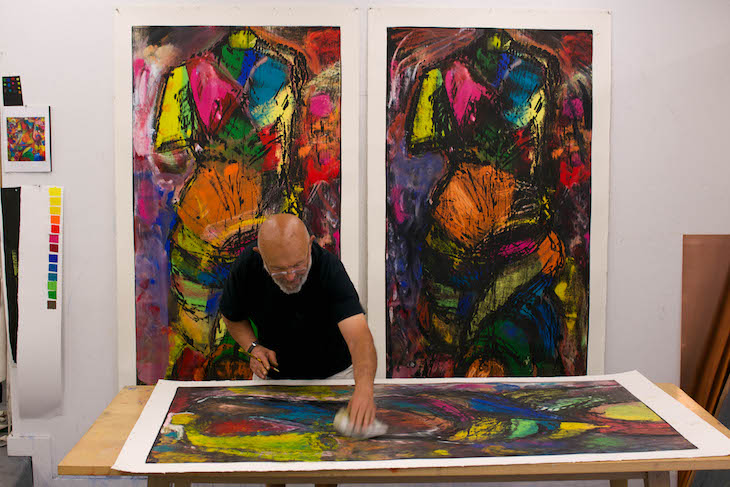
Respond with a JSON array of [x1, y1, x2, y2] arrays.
[[432, 163, 517, 248], [51, 215, 60, 224]]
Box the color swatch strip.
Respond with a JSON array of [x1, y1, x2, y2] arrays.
[[48, 187, 61, 310]]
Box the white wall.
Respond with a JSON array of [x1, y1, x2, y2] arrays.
[[1, 0, 729, 486]]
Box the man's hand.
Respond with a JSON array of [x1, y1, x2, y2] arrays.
[[250, 345, 278, 379], [347, 383, 376, 433], [338, 313, 378, 433]]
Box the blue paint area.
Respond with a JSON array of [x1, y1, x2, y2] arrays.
[[206, 290, 222, 316], [49, 254, 58, 263], [48, 264, 57, 272], [494, 53, 515, 86], [48, 273, 57, 281], [248, 58, 287, 107], [513, 275, 560, 356], [456, 292, 477, 319], [237, 50, 261, 87], [468, 396, 560, 421], [260, 400, 336, 426], [502, 59, 543, 126]]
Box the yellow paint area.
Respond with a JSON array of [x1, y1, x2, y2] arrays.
[[151, 451, 213, 463], [281, 184, 303, 215], [48, 187, 62, 196], [411, 69, 443, 143], [600, 403, 662, 422], [549, 421, 599, 440], [184, 430, 328, 462], [229, 29, 258, 49], [156, 66, 192, 149], [431, 312, 456, 346], [49, 206, 61, 215], [251, 86, 295, 129], [170, 413, 197, 425], [449, 417, 504, 441], [49, 197, 62, 205]]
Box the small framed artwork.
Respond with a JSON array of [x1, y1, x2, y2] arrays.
[[1, 106, 52, 172]]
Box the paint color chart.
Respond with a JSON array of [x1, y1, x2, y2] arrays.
[[48, 187, 62, 309], [14, 185, 64, 417]]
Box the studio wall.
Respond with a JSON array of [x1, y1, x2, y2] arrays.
[[1, 0, 729, 485]]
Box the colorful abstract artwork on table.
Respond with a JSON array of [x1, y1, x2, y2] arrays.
[[146, 379, 694, 464], [385, 28, 594, 377], [132, 26, 343, 384]]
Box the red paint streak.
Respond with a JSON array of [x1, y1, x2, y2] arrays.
[[207, 419, 298, 436], [258, 126, 282, 172], [560, 160, 591, 188], [172, 347, 206, 380], [304, 29, 340, 71]]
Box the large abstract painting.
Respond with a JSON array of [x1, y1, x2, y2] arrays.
[[368, 8, 611, 378], [113, 371, 730, 473], [114, 7, 360, 386]]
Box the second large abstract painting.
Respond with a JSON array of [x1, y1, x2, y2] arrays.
[[369, 8, 611, 378]]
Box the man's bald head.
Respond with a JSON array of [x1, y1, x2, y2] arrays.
[[255, 214, 312, 265]]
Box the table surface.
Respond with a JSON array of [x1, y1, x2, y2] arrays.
[[57, 383, 730, 483]]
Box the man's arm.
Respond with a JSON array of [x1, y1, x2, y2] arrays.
[[222, 317, 278, 379], [338, 313, 377, 431]]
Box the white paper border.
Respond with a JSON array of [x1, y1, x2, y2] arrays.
[[367, 7, 612, 377], [1, 106, 52, 172], [113, 371, 730, 473], [114, 5, 361, 388]]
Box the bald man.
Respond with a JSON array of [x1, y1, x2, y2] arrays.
[[220, 214, 377, 431]]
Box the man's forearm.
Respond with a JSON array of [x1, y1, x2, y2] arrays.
[[352, 334, 376, 389], [338, 314, 377, 388], [222, 317, 257, 351]]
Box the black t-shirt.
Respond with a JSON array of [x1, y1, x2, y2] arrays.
[[219, 242, 363, 379]]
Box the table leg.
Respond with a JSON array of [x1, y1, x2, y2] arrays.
[[610, 480, 628, 487], [645, 471, 670, 487]]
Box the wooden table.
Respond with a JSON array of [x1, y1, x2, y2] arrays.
[[58, 384, 730, 487]]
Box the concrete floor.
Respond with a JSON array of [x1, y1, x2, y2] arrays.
[[0, 399, 33, 486], [0, 443, 32, 487]]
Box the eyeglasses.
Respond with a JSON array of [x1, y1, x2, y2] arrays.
[[265, 246, 311, 278], [267, 264, 309, 278]]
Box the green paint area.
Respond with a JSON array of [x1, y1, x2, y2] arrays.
[[509, 419, 539, 439]]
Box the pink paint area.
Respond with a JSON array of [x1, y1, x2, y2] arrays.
[[309, 92, 333, 118], [133, 59, 154, 156], [135, 179, 158, 225], [562, 97, 584, 120], [498, 239, 537, 258], [187, 54, 242, 135], [390, 186, 408, 224], [445, 62, 489, 126], [427, 398, 472, 422], [333, 230, 340, 254], [49, 234, 59, 244]]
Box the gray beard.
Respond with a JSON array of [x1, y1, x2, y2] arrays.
[[272, 261, 311, 295]]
